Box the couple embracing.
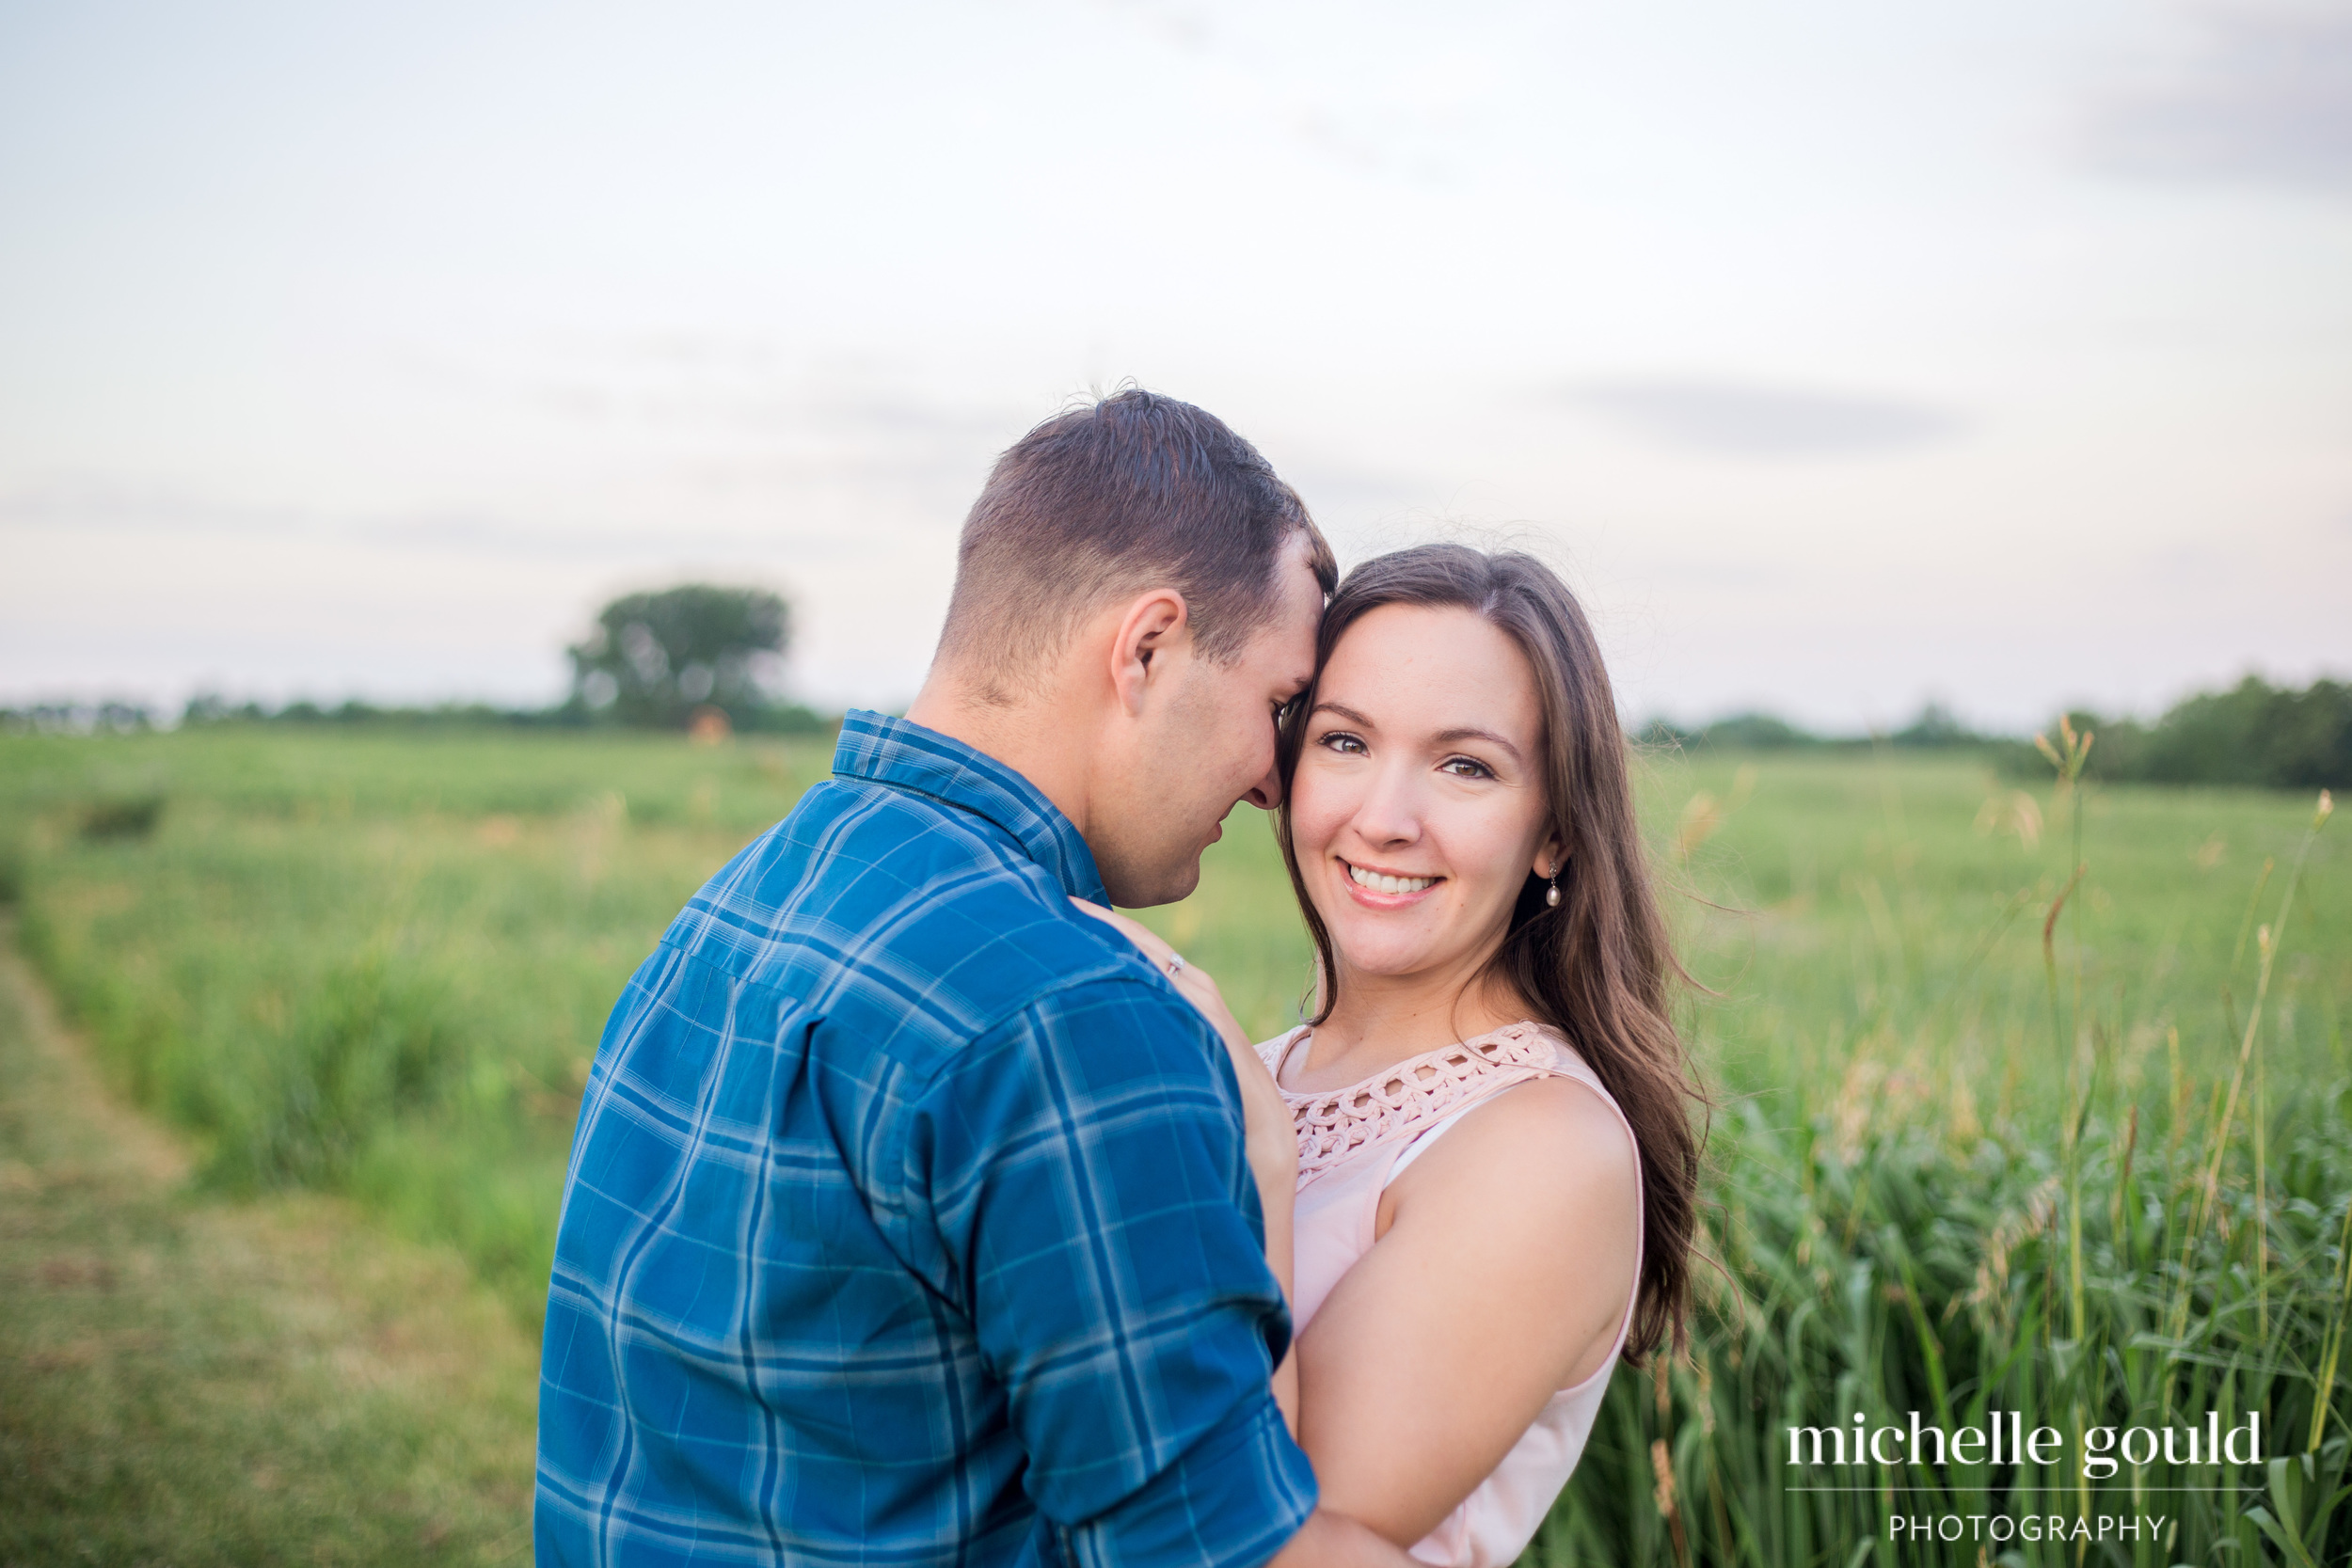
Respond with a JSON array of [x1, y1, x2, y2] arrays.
[[536, 390, 1707, 1568]]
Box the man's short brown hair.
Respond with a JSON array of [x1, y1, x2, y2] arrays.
[[936, 388, 1338, 701]]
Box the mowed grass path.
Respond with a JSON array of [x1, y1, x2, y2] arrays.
[[0, 920, 537, 1565], [1, 726, 2344, 1564]]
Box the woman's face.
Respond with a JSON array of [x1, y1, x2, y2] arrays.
[[1289, 603, 1561, 991]]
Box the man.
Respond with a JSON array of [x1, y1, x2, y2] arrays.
[[537, 389, 1414, 1568]]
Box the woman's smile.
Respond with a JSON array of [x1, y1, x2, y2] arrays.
[[1339, 858, 1444, 905]]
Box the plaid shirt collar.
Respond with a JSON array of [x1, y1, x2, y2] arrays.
[[833, 709, 1110, 908]]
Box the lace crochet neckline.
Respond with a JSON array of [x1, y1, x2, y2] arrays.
[[1266, 1022, 1563, 1184]]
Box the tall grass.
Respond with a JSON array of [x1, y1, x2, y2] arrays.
[[1531, 759, 2346, 1567], [1540, 1090, 2347, 1567], [0, 727, 2344, 1564]]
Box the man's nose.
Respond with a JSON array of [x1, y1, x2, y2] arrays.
[[1243, 755, 1283, 812]]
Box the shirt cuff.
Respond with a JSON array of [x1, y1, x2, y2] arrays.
[[1058, 1393, 1318, 1568]]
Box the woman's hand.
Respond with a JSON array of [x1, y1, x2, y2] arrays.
[[1066, 899, 1298, 1182], [1069, 899, 1245, 1045]]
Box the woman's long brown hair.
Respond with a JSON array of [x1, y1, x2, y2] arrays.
[[1275, 542, 1707, 1360]]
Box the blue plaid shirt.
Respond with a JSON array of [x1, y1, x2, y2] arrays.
[[537, 711, 1316, 1568]]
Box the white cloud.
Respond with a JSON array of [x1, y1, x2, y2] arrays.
[[2083, 4, 2352, 197]]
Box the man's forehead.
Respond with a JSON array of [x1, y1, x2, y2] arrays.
[[1280, 536, 1330, 617], [1232, 533, 1327, 686], [1275, 557, 1325, 650]]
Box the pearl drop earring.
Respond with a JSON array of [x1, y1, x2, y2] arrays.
[[1545, 863, 1561, 909]]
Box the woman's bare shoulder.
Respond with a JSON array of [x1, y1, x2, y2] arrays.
[[1395, 1073, 1639, 1216]]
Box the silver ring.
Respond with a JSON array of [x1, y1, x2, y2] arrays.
[[1165, 952, 1187, 977]]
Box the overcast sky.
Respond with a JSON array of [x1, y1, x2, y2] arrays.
[[3, 0, 2346, 730]]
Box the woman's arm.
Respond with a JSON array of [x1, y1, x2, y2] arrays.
[[1068, 900, 1302, 1429], [1295, 1077, 1641, 1546]]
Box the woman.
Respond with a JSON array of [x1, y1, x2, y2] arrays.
[[1088, 543, 1706, 1567]]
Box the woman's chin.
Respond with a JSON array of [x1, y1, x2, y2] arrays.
[[1317, 894, 1518, 998], [1326, 930, 1451, 983]]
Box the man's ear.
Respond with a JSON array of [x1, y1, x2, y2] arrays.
[[1107, 589, 1189, 717]]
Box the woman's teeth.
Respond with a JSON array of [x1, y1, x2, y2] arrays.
[[1348, 864, 1437, 895]]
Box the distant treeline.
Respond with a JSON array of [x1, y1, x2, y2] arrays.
[[2036, 675, 2350, 791], [10, 674, 2344, 790], [1643, 675, 2350, 790], [1637, 701, 1988, 753], [3, 693, 835, 736], [2, 584, 835, 739]]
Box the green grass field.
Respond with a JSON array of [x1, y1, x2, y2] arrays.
[[1, 725, 2344, 1565]]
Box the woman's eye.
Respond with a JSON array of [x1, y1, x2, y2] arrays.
[[1440, 756, 1494, 780], [1318, 732, 1368, 755]]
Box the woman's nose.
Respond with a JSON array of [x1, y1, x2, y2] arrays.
[[1351, 763, 1423, 846]]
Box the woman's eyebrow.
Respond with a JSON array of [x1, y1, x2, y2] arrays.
[[1311, 701, 1376, 726], [1314, 705, 1524, 763], [1433, 725, 1522, 762]]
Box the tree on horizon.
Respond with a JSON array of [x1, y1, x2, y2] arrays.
[[566, 584, 792, 729]]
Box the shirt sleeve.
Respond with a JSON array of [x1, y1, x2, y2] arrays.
[[905, 974, 1318, 1568]]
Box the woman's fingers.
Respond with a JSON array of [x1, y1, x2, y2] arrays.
[[1070, 897, 1197, 990], [1068, 898, 1174, 964], [1069, 899, 1255, 1055]]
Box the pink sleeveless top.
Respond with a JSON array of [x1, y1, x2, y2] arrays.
[[1256, 1021, 1643, 1568]]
